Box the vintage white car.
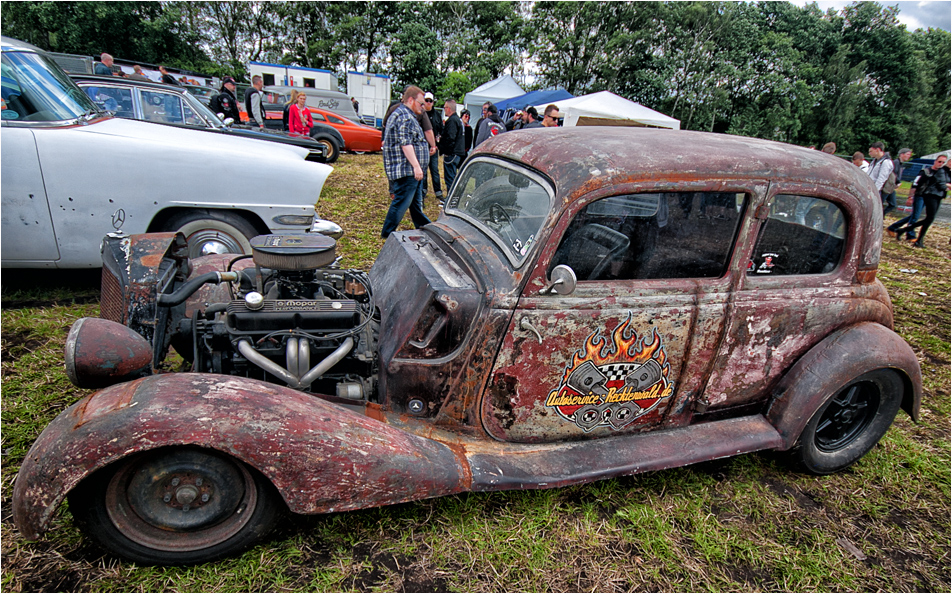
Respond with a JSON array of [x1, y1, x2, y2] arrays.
[[1, 36, 334, 267]]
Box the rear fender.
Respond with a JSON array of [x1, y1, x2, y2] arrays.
[[13, 374, 466, 539], [766, 322, 922, 450]]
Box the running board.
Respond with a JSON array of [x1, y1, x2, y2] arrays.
[[469, 415, 783, 492]]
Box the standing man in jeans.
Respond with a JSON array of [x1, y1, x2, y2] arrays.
[[439, 99, 465, 198], [381, 86, 431, 239]]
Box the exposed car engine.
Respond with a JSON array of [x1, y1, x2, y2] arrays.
[[75, 232, 378, 402]]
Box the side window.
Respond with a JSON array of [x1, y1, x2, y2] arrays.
[[549, 192, 746, 281], [182, 102, 205, 127], [140, 90, 184, 124], [82, 86, 134, 118], [749, 195, 846, 276], [313, 113, 327, 122], [328, 114, 346, 125]]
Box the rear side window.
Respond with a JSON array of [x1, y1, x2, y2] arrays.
[[328, 114, 346, 125], [749, 195, 845, 276], [549, 192, 746, 281]]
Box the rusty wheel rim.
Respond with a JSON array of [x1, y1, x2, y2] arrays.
[[104, 449, 257, 552]]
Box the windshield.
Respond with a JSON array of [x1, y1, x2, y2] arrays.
[[445, 158, 553, 266], [1, 50, 99, 122]]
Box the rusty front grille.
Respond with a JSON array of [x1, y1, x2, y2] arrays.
[[100, 266, 124, 323]]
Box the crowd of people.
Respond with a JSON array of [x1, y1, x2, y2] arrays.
[[379, 87, 562, 239], [92, 54, 949, 247], [841, 141, 950, 249]]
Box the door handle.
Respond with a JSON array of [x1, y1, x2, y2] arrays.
[[520, 317, 543, 345]]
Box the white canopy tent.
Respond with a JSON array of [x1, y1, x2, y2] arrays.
[[534, 91, 680, 129], [463, 75, 525, 117]]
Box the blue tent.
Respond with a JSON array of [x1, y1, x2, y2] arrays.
[[495, 89, 574, 117]]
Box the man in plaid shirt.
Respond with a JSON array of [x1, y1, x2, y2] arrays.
[[381, 85, 432, 239]]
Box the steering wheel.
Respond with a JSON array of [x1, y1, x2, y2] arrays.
[[487, 202, 517, 248]]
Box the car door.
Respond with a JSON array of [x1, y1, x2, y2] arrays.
[[703, 184, 864, 412], [481, 184, 760, 444], [0, 126, 60, 263]]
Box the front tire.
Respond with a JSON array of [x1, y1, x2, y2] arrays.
[[162, 210, 259, 258], [310, 133, 340, 163], [68, 447, 282, 565], [792, 369, 903, 474]]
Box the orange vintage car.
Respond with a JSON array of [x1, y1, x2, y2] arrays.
[[308, 106, 382, 153]]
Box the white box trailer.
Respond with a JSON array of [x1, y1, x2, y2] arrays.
[[249, 61, 337, 91], [346, 71, 391, 128]]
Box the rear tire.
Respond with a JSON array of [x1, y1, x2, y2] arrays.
[[68, 447, 283, 565], [310, 133, 340, 163], [791, 369, 902, 474], [162, 210, 259, 258]]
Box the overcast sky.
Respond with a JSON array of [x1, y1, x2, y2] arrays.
[[793, 1, 951, 31]]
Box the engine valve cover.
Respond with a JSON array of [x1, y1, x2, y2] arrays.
[[226, 299, 359, 333]]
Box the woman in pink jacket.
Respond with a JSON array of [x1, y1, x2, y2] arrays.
[[289, 92, 312, 136]]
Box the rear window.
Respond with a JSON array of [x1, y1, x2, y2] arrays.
[[749, 195, 845, 276]]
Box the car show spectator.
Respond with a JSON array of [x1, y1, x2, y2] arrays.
[[245, 75, 266, 128], [542, 104, 561, 127], [94, 53, 114, 76], [866, 142, 894, 196], [821, 142, 836, 154], [474, 103, 505, 147], [380, 86, 431, 239], [210, 76, 241, 123], [891, 154, 950, 248], [523, 106, 543, 129], [461, 109, 473, 157], [423, 92, 444, 202], [506, 110, 526, 131], [882, 148, 912, 216], [852, 151, 869, 172], [439, 99, 465, 194], [289, 90, 313, 136], [129, 65, 150, 81], [159, 65, 179, 85], [351, 97, 359, 113]]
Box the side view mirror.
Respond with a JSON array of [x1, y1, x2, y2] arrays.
[[309, 218, 343, 240], [222, 116, 234, 127], [540, 264, 577, 295]]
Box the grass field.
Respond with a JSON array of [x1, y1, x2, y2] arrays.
[[2, 155, 949, 592]]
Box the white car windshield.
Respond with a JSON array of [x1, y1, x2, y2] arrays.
[[444, 158, 553, 267], [1, 50, 100, 122]]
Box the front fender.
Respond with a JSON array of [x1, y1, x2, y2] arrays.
[[766, 322, 922, 450], [13, 374, 467, 539]]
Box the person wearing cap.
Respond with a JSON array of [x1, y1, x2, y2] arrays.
[[522, 106, 543, 129], [210, 76, 241, 123], [423, 92, 444, 202], [506, 110, 526, 131]]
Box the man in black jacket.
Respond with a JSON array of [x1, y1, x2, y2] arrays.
[[210, 76, 241, 123], [423, 92, 444, 201], [892, 154, 950, 248], [439, 99, 466, 196]]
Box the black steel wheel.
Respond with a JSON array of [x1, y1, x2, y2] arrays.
[[69, 447, 282, 565], [311, 133, 340, 163], [792, 369, 903, 474]]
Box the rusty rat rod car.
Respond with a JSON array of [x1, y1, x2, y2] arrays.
[[14, 128, 922, 565]]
